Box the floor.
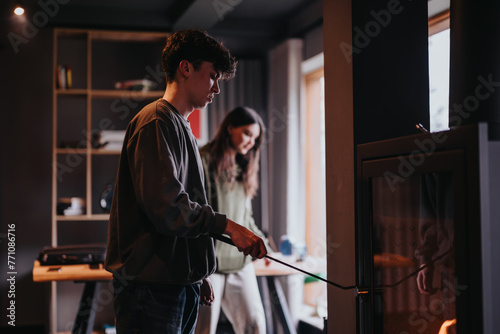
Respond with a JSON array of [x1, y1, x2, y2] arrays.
[[215, 316, 236, 334], [215, 323, 236, 334]]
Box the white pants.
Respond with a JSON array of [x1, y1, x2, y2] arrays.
[[195, 262, 266, 334]]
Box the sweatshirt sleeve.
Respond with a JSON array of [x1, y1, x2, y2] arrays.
[[127, 120, 227, 237]]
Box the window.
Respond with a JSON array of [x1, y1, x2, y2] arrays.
[[429, 11, 450, 132], [304, 67, 326, 259], [302, 54, 327, 311]]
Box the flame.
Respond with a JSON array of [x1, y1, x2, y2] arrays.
[[438, 319, 457, 334]]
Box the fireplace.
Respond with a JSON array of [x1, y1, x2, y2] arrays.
[[355, 124, 489, 333]]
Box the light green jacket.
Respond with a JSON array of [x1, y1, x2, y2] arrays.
[[200, 144, 269, 273]]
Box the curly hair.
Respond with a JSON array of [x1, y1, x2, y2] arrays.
[[208, 106, 265, 199], [161, 29, 237, 83]]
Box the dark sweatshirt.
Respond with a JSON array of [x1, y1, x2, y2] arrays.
[[105, 99, 227, 285]]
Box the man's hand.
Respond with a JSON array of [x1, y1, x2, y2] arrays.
[[416, 264, 437, 295], [199, 277, 214, 307], [224, 219, 267, 259]]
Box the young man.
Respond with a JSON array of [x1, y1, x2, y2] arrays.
[[105, 29, 267, 334]]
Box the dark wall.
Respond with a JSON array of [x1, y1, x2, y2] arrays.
[[352, 0, 430, 145], [1, 10, 53, 331], [304, 25, 324, 61], [449, 0, 500, 140]]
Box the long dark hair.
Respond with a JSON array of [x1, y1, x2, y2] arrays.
[[209, 106, 265, 199]]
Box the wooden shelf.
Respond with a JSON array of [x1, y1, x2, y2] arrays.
[[55, 148, 123, 155], [91, 89, 163, 99], [56, 214, 110, 222], [56, 148, 87, 154], [92, 149, 121, 155], [90, 30, 170, 42], [55, 148, 123, 154], [54, 28, 87, 39], [55, 89, 163, 98], [56, 88, 88, 95]]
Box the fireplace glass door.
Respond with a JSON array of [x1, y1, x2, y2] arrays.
[[359, 150, 466, 334]]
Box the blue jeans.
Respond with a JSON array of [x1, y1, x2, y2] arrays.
[[113, 279, 201, 334]]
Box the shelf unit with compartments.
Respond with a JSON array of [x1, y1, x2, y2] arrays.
[[50, 27, 169, 334]]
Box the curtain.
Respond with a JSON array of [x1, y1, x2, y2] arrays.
[[267, 38, 306, 328], [266, 39, 305, 247]]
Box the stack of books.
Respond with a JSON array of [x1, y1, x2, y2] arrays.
[[98, 130, 126, 151], [114, 79, 155, 91], [56, 64, 72, 89]]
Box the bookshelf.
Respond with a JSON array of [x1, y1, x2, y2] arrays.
[[51, 28, 169, 334]]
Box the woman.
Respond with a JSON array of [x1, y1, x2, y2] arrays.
[[196, 106, 270, 334]]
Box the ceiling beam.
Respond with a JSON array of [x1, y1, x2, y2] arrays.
[[173, 0, 244, 31]]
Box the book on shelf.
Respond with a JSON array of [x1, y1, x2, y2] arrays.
[[56, 64, 73, 89], [114, 79, 155, 91], [95, 130, 126, 150]]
